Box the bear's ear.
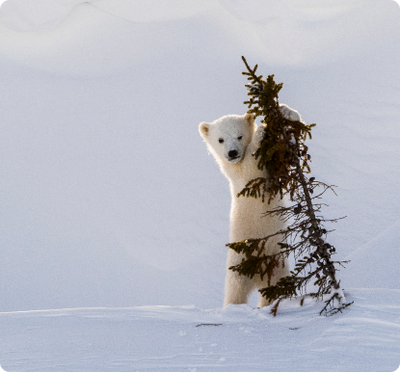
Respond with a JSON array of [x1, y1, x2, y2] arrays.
[[244, 112, 255, 125], [199, 122, 210, 138]]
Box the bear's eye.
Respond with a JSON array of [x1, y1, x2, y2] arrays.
[[237, 135, 243, 140], [219, 138, 224, 143]]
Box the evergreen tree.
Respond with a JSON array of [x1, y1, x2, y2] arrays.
[[227, 57, 353, 316]]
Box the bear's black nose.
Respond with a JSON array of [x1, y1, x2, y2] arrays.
[[228, 150, 238, 158]]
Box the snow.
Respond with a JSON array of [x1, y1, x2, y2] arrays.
[[1, 290, 400, 371], [0, 0, 400, 370]]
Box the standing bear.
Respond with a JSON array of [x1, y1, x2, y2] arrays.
[[199, 104, 302, 307]]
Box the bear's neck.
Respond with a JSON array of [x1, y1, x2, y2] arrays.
[[220, 157, 265, 196]]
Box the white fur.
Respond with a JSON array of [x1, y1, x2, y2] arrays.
[[199, 104, 300, 307]]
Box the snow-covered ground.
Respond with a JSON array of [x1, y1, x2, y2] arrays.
[[1, 289, 400, 371], [0, 0, 399, 371]]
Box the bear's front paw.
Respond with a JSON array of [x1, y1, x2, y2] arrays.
[[254, 124, 266, 144], [279, 103, 302, 122]]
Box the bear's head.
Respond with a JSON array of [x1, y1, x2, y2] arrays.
[[199, 113, 256, 164]]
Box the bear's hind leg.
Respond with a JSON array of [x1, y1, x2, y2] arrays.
[[258, 293, 272, 308], [223, 272, 254, 306], [257, 263, 290, 308]]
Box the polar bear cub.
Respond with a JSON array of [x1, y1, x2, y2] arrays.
[[199, 104, 302, 307]]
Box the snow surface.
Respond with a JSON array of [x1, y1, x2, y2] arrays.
[[0, 290, 399, 371], [0, 0, 400, 370]]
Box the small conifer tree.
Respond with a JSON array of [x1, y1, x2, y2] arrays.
[[227, 57, 353, 316]]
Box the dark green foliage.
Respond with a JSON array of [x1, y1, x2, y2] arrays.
[[241, 56, 316, 203], [227, 57, 353, 316], [228, 237, 285, 285], [237, 177, 269, 202]]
